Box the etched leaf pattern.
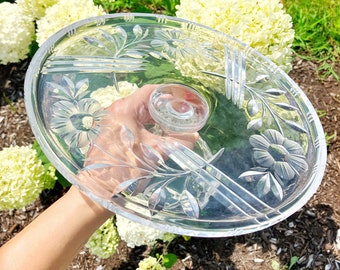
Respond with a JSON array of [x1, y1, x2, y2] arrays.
[[45, 22, 310, 219], [244, 81, 307, 135], [82, 26, 149, 75]]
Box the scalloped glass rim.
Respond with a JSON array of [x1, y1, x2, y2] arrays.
[[24, 13, 327, 237]]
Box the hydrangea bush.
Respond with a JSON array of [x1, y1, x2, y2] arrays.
[[0, 0, 295, 71], [0, 2, 35, 65], [176, 0, 295, 72], [36, 0, 105, 46], [0, 0, 106, 64], [0, 145, 56, 210], [116, 214, 168, 248], [137, 257, 165, 270], [16, 0, 58, 19], [85, 217, 120, 259], [86, 214, 177, 261]]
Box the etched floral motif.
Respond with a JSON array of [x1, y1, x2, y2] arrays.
[[50, 98, 104, 149], [250, 129, 308, 181], [47, 76, 91, 102], [42, 21, 312, 220], [239, 129, 308, 200], [48, 76, 105, 150], [150, 29, 198, 59]]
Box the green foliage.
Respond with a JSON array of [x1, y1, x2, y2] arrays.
[[94, 0, 151, 13], [32, 140, 71, 188], [325, 132, 336, 146], [282, 0, 340, 80], [288, 256, 299, 269], [28, 40, 39, 58], [161, 233, 177, 243], [182, 235, 191, 241], [317, 109, 327, 118], [271, 256, 299, 270], [161, 253, 177, 268], [93, 0, 179, 15], [152, 0, 180, 15], [149, 233, 180, 268], [2, 93, 16, 110], [32, 140, 51, 164], [271, 260, 280, 270]]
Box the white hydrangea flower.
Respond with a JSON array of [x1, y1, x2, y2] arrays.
[[90, 81, 139, 108], [16, 0, 58, 19], [0, 145, 57, 210], [176, 0, 295, 72], [85, 217, 120, 259], [116, 215, 166, 248], [36, 0, 106, 46], [137, 257, 165, 270], [0, 2, 35, 65]]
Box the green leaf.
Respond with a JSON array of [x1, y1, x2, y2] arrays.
[[55, 171, 71, 188], [182, 235, 191, 241], [28, 40, 39, 58], [271, 260, 280, 270], [282, 0, 340, 80], [134, 6, 152, 13], [288, 256, 299, 270], [32, 140, 50, 164], [32, 140, 71, 188], [162, 233, 177, 243], [162, 253, 177, 268]]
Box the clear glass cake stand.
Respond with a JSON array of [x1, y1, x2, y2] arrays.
[[25, 13, 327, 237]]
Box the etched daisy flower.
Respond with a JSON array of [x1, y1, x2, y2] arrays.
[[151, 29, 197, 59], [249, 129, 308, 181], [50, 98, 105, 149]]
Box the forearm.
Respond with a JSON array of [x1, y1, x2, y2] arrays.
[[0, 186, 112, 270]]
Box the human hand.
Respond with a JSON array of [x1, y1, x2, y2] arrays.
[[77, 84, 198, 198]]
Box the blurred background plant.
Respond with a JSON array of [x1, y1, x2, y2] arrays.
[[0, 144, 57, 211], [282, 0, 340, 80], [2, 0, 339, 79], [93, 0, 179, 15]]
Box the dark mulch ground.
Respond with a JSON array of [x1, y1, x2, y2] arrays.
[[0, 56, 339, 269]]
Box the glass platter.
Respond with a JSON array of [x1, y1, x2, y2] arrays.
[[25, 13, 327, 237]]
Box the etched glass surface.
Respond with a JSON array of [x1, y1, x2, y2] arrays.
[[25, 14, 327, 237]]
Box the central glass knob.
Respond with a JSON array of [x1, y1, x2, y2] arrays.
[[149, 83, 209, 133], [166, 99, 194, 119]]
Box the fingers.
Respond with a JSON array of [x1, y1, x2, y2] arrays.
[[166, 132, 199, 150], [106, 84, 158, 125], [129, 84, 159, 104], [79, 84, 200, 198]]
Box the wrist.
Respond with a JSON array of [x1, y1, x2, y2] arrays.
[[66, 186, 112, 220]]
